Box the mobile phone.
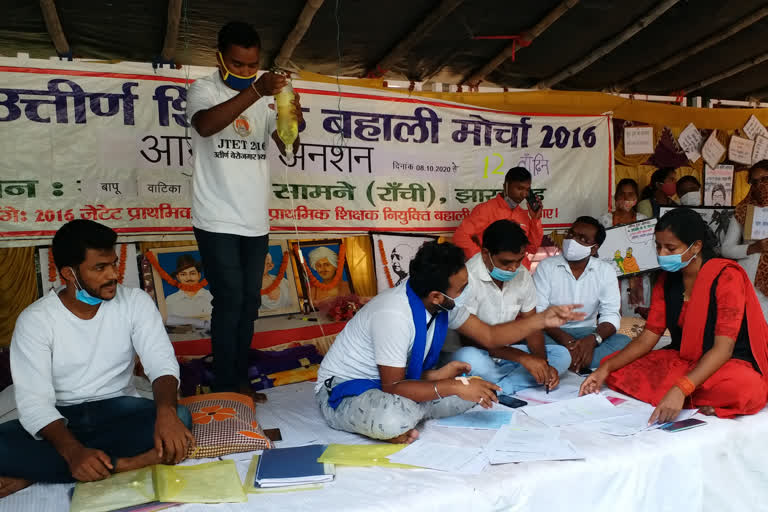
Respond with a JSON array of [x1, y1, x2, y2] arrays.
[[497, 394, 528, 409], [660, 418, 707, 432], [264, 428, 283, 441], [526, 188, 542, 212], [576, 368, 593, 376]]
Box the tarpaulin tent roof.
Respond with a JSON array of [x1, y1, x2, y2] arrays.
[[3, 0, 768, 101]]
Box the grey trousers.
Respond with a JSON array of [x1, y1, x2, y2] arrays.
[[316, 385, 475, 440]]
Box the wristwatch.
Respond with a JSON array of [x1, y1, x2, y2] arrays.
[[593, 333, 603, 345]]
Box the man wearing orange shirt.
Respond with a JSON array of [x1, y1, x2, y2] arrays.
[[453, 167, 543, 269]]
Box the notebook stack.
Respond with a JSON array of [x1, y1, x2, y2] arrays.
[[254, 444, 335, 489]]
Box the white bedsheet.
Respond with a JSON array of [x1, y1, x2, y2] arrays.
[[2, 373, 768, 512]]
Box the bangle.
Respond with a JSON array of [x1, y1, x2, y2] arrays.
[[250, 81, 262, 99], [433, 383, 443, 400], [675, 376, 695, 397]]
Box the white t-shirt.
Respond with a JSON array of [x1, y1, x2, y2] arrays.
[[464, 252, 538, 325], [315, 283, 470, 392], [186, 71, 277, 237], [165, 288, 213, 318], [10, 286, 180, 438]]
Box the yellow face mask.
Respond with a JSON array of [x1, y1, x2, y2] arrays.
[[217, 52, 258, 90]]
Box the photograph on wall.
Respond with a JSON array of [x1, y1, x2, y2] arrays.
[[290, 239, 354, 309], [704, 164, 734, 207], [259, 240, 301, 317], [370, 233, 438, 293], [659, 206, 735, 249], [597, 219, 659, 277], [37, 244, 140, 296]]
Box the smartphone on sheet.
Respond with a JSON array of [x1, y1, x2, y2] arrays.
[[497, 395, 528, 409], [660, 418, 707, 432], [576, 368, 594, 376], [526, 188, 542, 212]]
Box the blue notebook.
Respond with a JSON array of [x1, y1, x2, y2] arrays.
[[255, 444, 335, 488]]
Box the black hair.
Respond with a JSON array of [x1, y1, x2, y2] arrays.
[[574, 216, 607, 246], [504, 166, 532, 184], [711, 184, 727, 200], [641, 167, 676, 200], [615, 178, 640, 199], [482, 220, 529, 255], [218, 22, 261, 53], [676, 175, 700, 189], [51, 219, 117, 272], [408, 241, 466, 297], [749, 160, 768, 182], [656, 207, 719, 261], [173, 254, 203, 279]]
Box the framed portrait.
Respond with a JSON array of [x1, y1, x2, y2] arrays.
[[37, 244, 140, 297], [289, 239, 354, 309], [659, 206, 735, 249], [597, 218, 660, 277], [260, 240, 302, 317], [370, 232, 438, 293]]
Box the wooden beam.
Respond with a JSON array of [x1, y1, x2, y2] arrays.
[[39, 0, 70, 57], [160, 0, 183, 62], [461, 0, 580, 86], [274, 0, 326, 69], [613, 6, 768, 91], [535, 0, 681, 90], [365, 0, 464, 78], [683, 51, 768, 95]]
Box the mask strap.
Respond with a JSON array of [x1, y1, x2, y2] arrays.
[[217, 52, 231, 80]]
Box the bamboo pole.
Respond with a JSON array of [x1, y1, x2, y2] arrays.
[[461, 0, 580, 86], [613, 6, 768, 91], [274, 0, 326, 69], [365, 0, 464, 78], [160, 0, 183, 62], [683, 51, 768, 95], [535, 0, 681, 90], [39, 0, 70, 56]]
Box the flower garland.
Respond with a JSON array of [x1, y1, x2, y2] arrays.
[[295, 243, 347, 291], [378, 239, 395, 288], [48, 244, 127, 285], [261, 252, 290, 295], [145, 251, 208, 292]]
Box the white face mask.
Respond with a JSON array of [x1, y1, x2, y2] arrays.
[[562, 238, 594, 262], [679, 191, 701, 206]]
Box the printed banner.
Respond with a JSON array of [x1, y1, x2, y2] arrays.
[[0, 58, 612, 245]]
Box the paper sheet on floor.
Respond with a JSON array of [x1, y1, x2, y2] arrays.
[[386, 440, 487, 473], [433, 410, 515, 429], [522, 394, 630, 427], [484, 425, 585, 464], [578, 403, 699, 436], [514, 382, 582, 403]]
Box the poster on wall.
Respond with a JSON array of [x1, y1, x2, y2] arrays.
[[37, 244, 140, 296], [597, 219, 659, 277], [370, 232, 439, 293], [0, 57, 613, 245], [704, 164, 734, 207], [290, 239, 354, 310], [659, 206, 734, 249]]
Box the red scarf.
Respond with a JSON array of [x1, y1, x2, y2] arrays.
[[681, 259, 768, 380]]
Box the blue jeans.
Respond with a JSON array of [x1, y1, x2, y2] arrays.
[[194, 228, 268, 392], [544, 326, 632, 369], [0, 396, 192, 483], [450, 344, 572, 395]]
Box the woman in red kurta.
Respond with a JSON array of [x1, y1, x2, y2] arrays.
[[580, 208, 768, 422]]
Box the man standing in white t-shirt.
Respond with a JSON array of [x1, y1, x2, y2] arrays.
[[186, 22, 302, 397], [316, 242, 584, 443], [0, 220, 193, 498], [451, 220, 571, 394]]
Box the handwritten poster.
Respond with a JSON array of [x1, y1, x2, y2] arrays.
[[744, 115, 768, 141], [728, 135, 755, 165], [752, 135, 768, 165], [597, 219, 659, 276], [704, 164, 734, 207], [702, 131, 726, 169], [623, 126, 654, 155], [677, 123, 702, 163]]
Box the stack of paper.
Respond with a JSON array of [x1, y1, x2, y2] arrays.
[[522, 394, 630, 427], [254, 444, 335, 488], [484, 425, 585, 464], [514, 382, 582, 403], [433, 410, 515, 429], [386, 440, 488, 474], [580, 404, 699, 437]]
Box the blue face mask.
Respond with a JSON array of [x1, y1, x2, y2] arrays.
[[657, 244, 697, 272], [217, 52, 258, 90], [72, 272, 103, 306], [489, 265, 518, 282], [439, 284, 471, 311]]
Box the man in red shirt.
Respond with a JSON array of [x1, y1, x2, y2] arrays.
[[453, 167, 543, 269]]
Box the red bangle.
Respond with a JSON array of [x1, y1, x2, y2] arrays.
[[675, 376, 695, 397]]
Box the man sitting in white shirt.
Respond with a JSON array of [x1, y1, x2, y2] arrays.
[[0, 220, 194, 498], [450, 220, 571, 394], [316, 241, 584, 444], [534, 216, 631, 373]]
